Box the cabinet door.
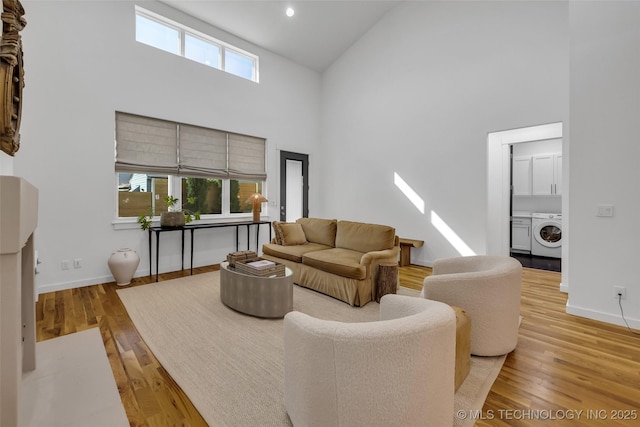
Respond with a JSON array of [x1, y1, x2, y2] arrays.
[[554, 155, 562, 195], [512, 156, 531, 196], [512, 220, 531, 251], [532, 155, 554, 195]]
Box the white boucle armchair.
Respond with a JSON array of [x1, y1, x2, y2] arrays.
[[283, 294, 456, 427], [421, 256, 522, 356]]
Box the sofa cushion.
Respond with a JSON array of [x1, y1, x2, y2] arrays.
[[302, 248, 366, 280], [335, 221, 396, 253], [296, 218, 337, 247], [263, 242, 330, 263], [280, 223, 308, 245]]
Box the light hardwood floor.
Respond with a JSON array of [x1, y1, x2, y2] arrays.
[[36, 265, 640, 426]]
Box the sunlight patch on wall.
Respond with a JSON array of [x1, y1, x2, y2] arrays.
[[394, 172, 424, 214], [430, 210, 476, 256]]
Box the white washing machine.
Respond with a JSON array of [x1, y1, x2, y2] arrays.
[[531, 213, 562, 258]]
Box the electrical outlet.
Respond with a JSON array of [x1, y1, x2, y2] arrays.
[[61, 260, 70, 270], [74, 258, 82, 269], [614, 286, 626, 300]]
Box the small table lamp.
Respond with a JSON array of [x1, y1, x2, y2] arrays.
[[246, 193, 268, 222]]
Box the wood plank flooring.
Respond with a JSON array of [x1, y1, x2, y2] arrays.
[[35, 265, 640, 426]]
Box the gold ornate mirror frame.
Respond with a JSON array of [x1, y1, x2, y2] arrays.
[[0, 0, 26, 157]]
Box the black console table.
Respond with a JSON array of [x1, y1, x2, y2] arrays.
[[148, 221, 271, 282]]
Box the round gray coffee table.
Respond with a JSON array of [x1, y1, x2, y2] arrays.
[[219, 261, 293, 318]]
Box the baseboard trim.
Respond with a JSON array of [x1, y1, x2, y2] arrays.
[[566, 303, 640, 330], [35, 263, 217, 296], [413, 259, 434, 268], [36, 269, 151, 296], [37, 275, 114, 296], [559, 282, 569, 293]]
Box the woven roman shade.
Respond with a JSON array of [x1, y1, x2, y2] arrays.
[[115, 112, 266, 180], [179, 124, 228, 178], [115, 112, 178, 174], [228, 133, 267, 180]]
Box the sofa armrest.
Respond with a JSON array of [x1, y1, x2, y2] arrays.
[[360, 246, 400, 266], [360, 246, 400, 301]]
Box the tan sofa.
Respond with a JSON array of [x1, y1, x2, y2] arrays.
[[262, 218, 400, 307]]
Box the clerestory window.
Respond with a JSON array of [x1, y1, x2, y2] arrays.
[[135, 6, 259, 82]]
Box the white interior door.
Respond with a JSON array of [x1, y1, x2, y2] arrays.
[[285, 159, 303, 222], [279, 151, 308, 221]]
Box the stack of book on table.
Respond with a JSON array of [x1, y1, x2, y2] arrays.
[[235, 257, 286, 277], [226, 250, 258, 267]]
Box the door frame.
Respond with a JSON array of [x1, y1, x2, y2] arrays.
[[279, 151, 309, 221], [487, 122, 562, 255], [486, 121, 567, 292]]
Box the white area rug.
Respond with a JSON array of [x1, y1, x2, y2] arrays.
[[117, 272, 505, 426], [21, 328, 129, 427]]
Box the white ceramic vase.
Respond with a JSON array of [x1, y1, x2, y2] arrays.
[[108, 248, 140, 286]]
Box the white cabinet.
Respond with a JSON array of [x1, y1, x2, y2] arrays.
[[554, 155, 562, 195], [511, 217, 531, 252], [532, 154, 562, 196], [512, 156, 532, 196]]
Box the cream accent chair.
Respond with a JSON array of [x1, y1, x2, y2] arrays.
[[283, 294, 456, 427], [421, 256, 522, 357]]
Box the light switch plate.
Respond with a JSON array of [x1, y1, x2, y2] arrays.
[[597, 205, 614, 217]]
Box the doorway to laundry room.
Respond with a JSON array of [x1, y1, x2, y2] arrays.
[[510, 139, 562, 272]]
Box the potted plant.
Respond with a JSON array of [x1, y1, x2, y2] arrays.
[[137, 196, 201, 230]]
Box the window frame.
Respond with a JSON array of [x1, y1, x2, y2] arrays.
[[135, 5, 259, 83], [184, 32, 222, 69], [114, 174, 267, 227], [135, 11, 181, 55]]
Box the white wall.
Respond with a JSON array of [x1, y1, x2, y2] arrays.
[[0, 152, 13, 175], [319, 1, 569, 265], [16, 0, 321, 294], [567, 1, 640, 327]]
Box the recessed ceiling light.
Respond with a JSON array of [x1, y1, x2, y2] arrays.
[[285, 7, 295, 18]]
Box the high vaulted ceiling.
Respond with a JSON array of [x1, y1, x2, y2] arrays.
[[161, 1, 400, 72]]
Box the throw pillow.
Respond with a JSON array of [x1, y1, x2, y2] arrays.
[[272, 221, 285, 245], [280, 223, 307, 246]]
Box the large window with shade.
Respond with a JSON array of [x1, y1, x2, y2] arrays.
[[115, 112, 266, 220]]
